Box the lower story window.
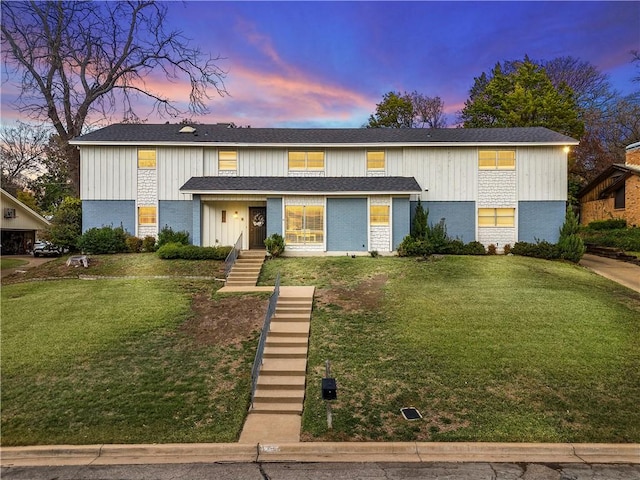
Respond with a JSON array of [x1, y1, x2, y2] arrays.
[[285, 205, 324, 244], [478, 208, 515, 227], [138, 206, 157, 225], [370, 205, 390, 226]]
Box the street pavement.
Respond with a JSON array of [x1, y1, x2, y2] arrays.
[[2, 462, 640, 479]]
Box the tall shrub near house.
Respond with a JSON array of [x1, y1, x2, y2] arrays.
[[411, 199, 427, 240], [46, 196, 82, 251], [557, 208, 585, 263]]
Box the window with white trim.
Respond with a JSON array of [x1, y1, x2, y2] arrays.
[[285, 205, 324, 244], [367, 151, 385, 171], [288, 151, 324, 171], [138, 149, 156, 168], [478, 208, 515, 227], [219, 151, 237, 171], [370, 205, 389, 226], [479, 150, 515, 170], [138, 206, 157, 225]]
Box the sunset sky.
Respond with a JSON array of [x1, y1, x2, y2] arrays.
[[1, 1, 639, 128]]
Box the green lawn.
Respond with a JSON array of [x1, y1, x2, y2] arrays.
[[1, 277, 259, 446], [2, 254, 639, 445], [261, 255, 640, 443], [1, 258, 29, 270]]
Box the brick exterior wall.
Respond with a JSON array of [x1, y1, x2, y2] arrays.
[[625, 175, 640, 227], [627, 146, 640, 166]]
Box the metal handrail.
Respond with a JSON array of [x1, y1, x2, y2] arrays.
[[224, 233, 243, 277], [250, 272, 280, 408]]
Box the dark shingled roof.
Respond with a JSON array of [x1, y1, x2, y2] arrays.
[[72, 124, 578, 145], [180, 176, 422, 193]]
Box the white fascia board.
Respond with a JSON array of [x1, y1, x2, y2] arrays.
[[69, 140, 580, 148], [182, 189, 419, 196]]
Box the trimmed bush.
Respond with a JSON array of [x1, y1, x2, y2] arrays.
[[156, 242, 232, 260], [512, 241, 560, 260], [78, 225, 129, 254], [463, 241, 486, 255], [503, 244, 512, 255], [487, 244, 497, 255], [264, 233, 285, 257], [587, 219, 627, 230], [397, 235, 433, 257], [580, 227, 640, 252], [142, 236, 157, 252], [126, 236, 143, 253], [157, 226, 190, 248]]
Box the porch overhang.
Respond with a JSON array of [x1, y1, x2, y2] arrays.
[[180, 176, 422, 196]]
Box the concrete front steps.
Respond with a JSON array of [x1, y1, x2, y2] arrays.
[[225, 250, 265, 288], [239, 286, 315, 443]]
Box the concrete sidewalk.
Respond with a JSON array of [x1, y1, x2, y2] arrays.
[[580, 254, 640, 293], [1, 442, 638, 466]]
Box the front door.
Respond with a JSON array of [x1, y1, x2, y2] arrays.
[[249, 207, 267, 249]]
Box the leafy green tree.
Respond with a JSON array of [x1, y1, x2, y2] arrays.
[[460, 57, 584, 139], [367, 91, 414, 128], [367, 91, 447, 128], [46, 196, 82, 251]]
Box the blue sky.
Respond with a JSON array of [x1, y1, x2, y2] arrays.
[[2, 1, 639, 128]]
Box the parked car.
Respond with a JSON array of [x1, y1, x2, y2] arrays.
[[32, 241, 66, 257]]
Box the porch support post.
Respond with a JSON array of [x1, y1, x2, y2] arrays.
[[192, 195, 202, 246]]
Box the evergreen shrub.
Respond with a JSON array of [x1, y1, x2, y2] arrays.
[[157, 226, 190, 247], [142, 236, 157, 252], [156, 242, 232, 260], [587, 219, 627, 230], [264, 233, 285, 257], [78, 225, 129, 254], [126, 236, 143, 253]]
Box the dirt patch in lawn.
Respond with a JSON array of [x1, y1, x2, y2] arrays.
[[182, 293, 267, 346], [315, 274, 388, 312]]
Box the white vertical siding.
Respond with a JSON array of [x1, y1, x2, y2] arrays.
[[157, 147, 202, 200], [392, 147, 477, 201], [326, 148, 365, 176], [80, 146, 137, 200], [238, 148, 287, 176], [517, 147, 567, 201], [203, 148, 216, 176], [202, 201, 249, 248]]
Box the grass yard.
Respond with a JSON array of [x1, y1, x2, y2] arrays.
[[261, 255, 640, 443], [1, 275, 265, 446], [1, 258, 29, 270]]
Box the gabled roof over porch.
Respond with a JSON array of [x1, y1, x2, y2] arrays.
[[180, 176, 422, 195]]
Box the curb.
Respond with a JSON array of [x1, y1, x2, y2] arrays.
[[2, 443, 638, 467]]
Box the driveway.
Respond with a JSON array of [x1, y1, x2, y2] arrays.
[[0, 255, 57, 279], [580, 253, 640, 293]]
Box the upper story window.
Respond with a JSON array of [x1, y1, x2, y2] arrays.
[[219, 150, 238, 171], [138, 149, 156, 168], [367, 151, 385, 171], [370, 205, 390, 226], [479, 150, 515, 170], [288, 151, 324, 171]]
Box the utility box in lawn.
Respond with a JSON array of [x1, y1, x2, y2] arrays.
[[322, 377, 337, 400]]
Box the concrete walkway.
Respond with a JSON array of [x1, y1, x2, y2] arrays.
[[580, 254, 640, 293]]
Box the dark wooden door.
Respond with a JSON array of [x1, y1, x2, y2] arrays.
[[249, 207, 267, 249]]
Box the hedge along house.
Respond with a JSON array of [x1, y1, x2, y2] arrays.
[[71, 124, 577, 254], [577, 142, 640, 227]]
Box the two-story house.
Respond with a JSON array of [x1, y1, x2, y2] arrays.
[[71, 124, 578, 254]]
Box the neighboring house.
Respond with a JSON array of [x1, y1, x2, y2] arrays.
[[70, 125, 577, 254], [1, 188, 50, 254], [578, 142, 640, 227]]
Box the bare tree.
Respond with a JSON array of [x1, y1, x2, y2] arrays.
[[1, 1, 227, 196], [1, 122, 49, 193], [409, 91, 447, 128]]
